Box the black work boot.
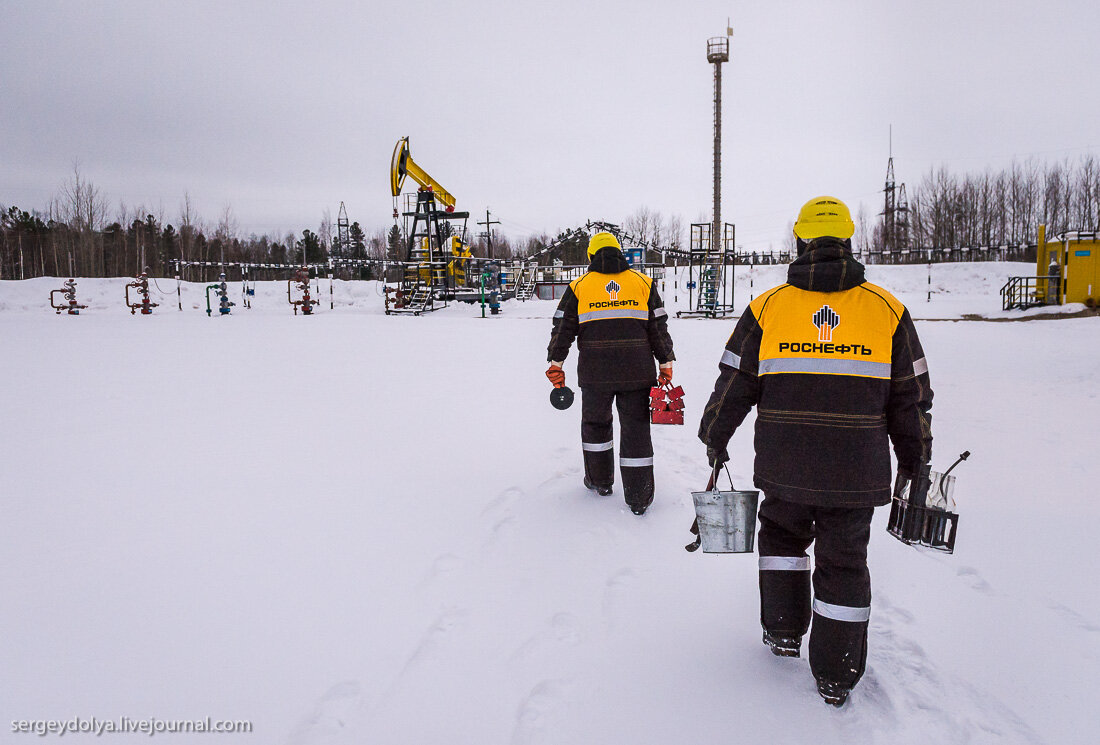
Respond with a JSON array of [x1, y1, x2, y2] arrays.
[[762, 630, 802, 658], [583, 476, 613, 496], [816, 679, 852, 707], [627, 493, 653, 516]]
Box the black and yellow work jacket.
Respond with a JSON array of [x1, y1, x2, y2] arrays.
[[698, 239, 933, 507], [547, 247, 675, 391]]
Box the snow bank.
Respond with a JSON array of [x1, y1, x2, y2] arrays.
[[0, 260, 1041, 320]]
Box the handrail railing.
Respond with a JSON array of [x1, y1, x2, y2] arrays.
[[1000, 275, 1059, 310]]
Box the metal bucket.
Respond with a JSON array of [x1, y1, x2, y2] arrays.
[[691, 485, 760, 554]]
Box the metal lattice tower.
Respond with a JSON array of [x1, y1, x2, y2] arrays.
[[896, 182, 910, 251], [707, 34, 729, 244], [337, 202, 351, 258], [881, 127, 910, 259], [678, 26, 737, 319], [883, 156, 896, 258]]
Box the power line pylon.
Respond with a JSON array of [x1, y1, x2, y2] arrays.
[[881, 127, 910, 261], [337, 202, 351, 258]]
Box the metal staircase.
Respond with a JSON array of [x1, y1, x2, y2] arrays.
[[515, 263, 537, 301], [699, 264, 721, 312], [1000, 275, 1059, 311], [678, 222, 736, 318], [388, 266, 435, 315]]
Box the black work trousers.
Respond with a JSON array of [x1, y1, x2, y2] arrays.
[[580, 387, 654, 510], [757, 496, 874, 688]]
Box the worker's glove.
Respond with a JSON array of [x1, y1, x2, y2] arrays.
[[897, 460, 929, 482], [707, 446, 729, 468], [658, 362, 673, 386], [545, 364, 565, 388]]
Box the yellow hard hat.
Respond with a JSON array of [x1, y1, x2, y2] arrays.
[[587, 231, 621, 257], [793, 196, 855, 241]]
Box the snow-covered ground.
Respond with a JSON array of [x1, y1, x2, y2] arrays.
[[2, 264, 1098, 744]]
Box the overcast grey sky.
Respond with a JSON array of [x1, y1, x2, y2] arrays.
[[2, 0, 1099, 250]]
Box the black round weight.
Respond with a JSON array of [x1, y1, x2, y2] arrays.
[[550, 386, 575, 410]]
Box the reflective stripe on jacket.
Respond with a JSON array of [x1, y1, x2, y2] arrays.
[[698, 242, 932, 507], [547, 248, 674, 391]]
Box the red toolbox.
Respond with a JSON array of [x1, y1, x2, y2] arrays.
[[650, 383, 686, 425]]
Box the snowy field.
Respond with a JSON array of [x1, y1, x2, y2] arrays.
[[2, 263, 1099, 744]]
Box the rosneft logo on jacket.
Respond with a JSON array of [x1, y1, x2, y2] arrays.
[[571, 270, 651, 323], [749, 284, 905, 380], [812, 304, 839, 342]]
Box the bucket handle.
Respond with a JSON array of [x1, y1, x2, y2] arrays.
[[710, 461, 736, 492], [685, 462, 739, 553]]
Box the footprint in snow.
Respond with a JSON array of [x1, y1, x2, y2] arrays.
[[416, 552, 464, 590], [848, 669, 896, 717], [286, 680, 364, 745], [572, 523, 619, 557], [510, 678, 579, 745], [510, 612, 583, 661], [602, 568, 640, 630], [866, 607, 1043, 743], [875, 594, 916, 625], [535, 467, 581, 491], [956, 565, 999, 596], [399, 607, 468, 673], [1047, 601, 1100, 634], [481, 486, 524, 517], [479, 514, 521, 552]]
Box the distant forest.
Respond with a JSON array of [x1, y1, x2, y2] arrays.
[[0, 167, 542, 281], [859, 154, 1100, 256], [3, 155, 1099, 280]]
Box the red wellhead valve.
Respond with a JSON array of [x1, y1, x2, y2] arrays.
[[125, 271, 159, 315], [50, 279, 88, 315]]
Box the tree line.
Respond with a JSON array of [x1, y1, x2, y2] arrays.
[[856, 154, 1100, 259], [0, 169, 390, 281], [7, 155, 1098, 280], [0, 168, 548, 281]]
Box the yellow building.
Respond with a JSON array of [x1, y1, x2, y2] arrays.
[[1036, 225, 1100, 307]]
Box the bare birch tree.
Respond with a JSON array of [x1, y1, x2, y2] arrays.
[[216, 202, 238, 265], [59, 163, 109, 275]]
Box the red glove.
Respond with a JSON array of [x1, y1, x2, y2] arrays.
[[658, 364, 673, 386], [546, 365, 565, 388]]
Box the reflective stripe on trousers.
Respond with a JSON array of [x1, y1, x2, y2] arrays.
[[581, 388, 653, 507], [759, 556, 810, 571], [582, 441, 613, 452], [757, 496, 874, 688], [813, 599, 870, 622]]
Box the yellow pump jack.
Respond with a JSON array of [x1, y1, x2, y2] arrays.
[[390, 137, 457, 210], [386, 137, 474, 314]]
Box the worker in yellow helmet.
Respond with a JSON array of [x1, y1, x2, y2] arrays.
[[697, 196, 934, 706], [545, 231, 675, 516]]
